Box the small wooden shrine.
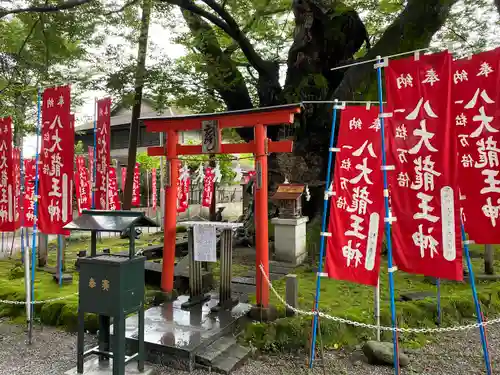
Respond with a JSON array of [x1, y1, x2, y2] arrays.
[[271, 183, 305, 219]]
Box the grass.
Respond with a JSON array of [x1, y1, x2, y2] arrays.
[[0, 230, 174, 331], [0, 225, 250, 332], [242, 220, 500, 352]]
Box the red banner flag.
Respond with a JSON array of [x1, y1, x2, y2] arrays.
[[39, 86, 74, 234], [96, 98, 111, 209], [75, 156, 91, 215], [385, 51, 462, 280], [324, 106, 384, 286], [0, 117, 16, 231], [24, 158, 36, 227], [453, 48, 500, 243], [202, 167, 214, 207], [177, 165, 190, 213], [132, 163, 140, 207], [121, 167, 126, 191], [13, 148, 21, 230], [88, 145, 94, 195], [152, 168, 157, 210], [108, 167, 121, 210]]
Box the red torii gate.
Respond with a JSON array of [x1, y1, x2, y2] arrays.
[[143, 104, 302, 308]]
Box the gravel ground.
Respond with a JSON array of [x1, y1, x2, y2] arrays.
[[0, 318, 496, 375]]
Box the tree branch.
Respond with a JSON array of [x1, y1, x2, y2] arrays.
[[0, 0, 92, 18], [166, 0, 235, 38], [181, 9, 254, 140], [0, 18, 40, 94], [103, 0, 142, 16], [223, 0, 288, 56], [202, 0, 268, 75], [332, 0, 460, 101]]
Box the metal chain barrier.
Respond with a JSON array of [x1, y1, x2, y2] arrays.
[[0, 293, 78, 305], [258, 264, 500, 333]]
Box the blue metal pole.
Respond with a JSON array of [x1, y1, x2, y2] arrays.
[[309, 100, 339, 368], [461, 222, 491, 374], [375, 56, 400, 375], [30, 87, 42, 325], [57, 235, 63, 287], [92, 98, 97, 209]]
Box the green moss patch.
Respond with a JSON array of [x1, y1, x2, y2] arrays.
[[0, 232, 164, 331], [243, 222, 500, 353]]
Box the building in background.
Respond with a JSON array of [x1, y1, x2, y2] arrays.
[[74, 99, 201, 165]]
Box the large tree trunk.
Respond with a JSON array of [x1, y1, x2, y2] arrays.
[[173, 0, 459, 219], [280, 0, 458, 218], [123, 0, 152, 209]]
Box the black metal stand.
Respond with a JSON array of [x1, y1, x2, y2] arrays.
[[65, 210, 157, 375], [77, 305, 145, 375]]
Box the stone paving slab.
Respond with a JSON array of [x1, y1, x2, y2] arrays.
[[64, 358, 157, 375]]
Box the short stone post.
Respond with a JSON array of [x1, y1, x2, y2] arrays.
[[285, 274, 298, 317], [38, 233, 48, 267], [484, 244, 494, 275]]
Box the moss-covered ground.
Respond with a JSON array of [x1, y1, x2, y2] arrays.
[[0, 231, 167, 332], [0, 227, 250, 332], [243, 219, 500, 352], [2, 221, 499, 355]]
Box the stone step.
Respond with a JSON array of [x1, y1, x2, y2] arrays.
[[195, 336, 237, 366], [209, 343, 251, 374], [230, 283, 256, 296]]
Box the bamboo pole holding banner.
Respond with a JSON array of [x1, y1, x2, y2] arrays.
[[374, 55, 400, 375], [461, 223, 492, 374], [29, 87, 42, 344], [309, 100, 341, 368]]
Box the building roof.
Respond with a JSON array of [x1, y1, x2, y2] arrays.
[[75, 99, 190, 132]]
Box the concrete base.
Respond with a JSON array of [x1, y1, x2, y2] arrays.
[[271, 216, 309, 266], [210, 297, 239, 313], [64, 358, 157, 375], [248, 305, 278, 322], [152, 290, 178, 306], [181, 294, 211, 309]]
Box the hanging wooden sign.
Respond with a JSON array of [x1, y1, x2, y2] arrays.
[[201, 119, 221, 153]]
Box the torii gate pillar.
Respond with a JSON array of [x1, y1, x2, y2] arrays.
[[143, 104, 302, 311], [164, 129, 179, 296], [254, 123, 269, 307]]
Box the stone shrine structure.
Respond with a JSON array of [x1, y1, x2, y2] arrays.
[[271, 184, 309, 265]]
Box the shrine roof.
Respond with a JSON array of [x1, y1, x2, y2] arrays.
[[63, 210, 158, 232], [271, 184, 305, 200]]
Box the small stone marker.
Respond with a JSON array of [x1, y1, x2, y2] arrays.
[[362, 341, 409, 367], [285, 274, 298, 317]]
